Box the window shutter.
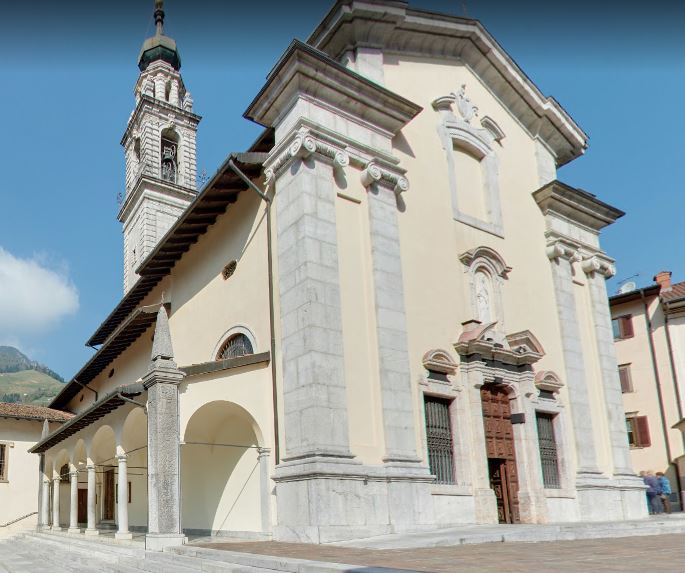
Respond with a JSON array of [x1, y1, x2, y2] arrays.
[[618, 366, 632, 393], [621, 316, 634, 338], [636, 416, 651, 448]]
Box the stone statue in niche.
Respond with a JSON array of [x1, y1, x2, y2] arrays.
[[475, 271, 493, 324], [454, 84, 478, 124]]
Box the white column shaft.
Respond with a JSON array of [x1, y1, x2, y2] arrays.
[[51, 478, 60, 530], [69, 471, 78, 531], [40, 479, 50, 527], [85, 464, 98, 535], [116, 455, 131, 539]]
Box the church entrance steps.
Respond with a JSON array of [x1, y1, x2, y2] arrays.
[[333, 514, 685, 549]]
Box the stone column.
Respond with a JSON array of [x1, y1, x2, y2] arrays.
[[40, 477, 50, 529], [143, 305, 185, 551], [51, 476, 61, 531], [85, 463, 98, 536], [68, 469, 79, 533], [546, 245, 603, 481], [257, 448, 271, 533], [115, 454, 132, 540]]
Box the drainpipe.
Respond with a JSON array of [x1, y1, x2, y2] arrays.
[[72, 378, 98, 402], [662, 300, 685, 507], [227, 158, 280, 465]]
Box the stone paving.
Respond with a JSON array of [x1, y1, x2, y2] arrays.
[[197, 534, 685, 573]]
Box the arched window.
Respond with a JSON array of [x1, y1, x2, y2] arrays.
[[160, 128, 179, 183], [216, 333, 254, 360], [60, 463, 70, 483]]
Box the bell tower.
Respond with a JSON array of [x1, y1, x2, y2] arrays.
[[118, 0, 201, 293]]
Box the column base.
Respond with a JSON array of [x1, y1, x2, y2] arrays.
[[146, 533, 186, 552], [84, 529, 100, 536], [115, 532, 133, 540], [51, 526, 63, 532], [67, 527, 81, 534]]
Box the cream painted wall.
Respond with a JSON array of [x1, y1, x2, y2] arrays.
[[0, 419, 61, 534], [614, 296, 685, 481]]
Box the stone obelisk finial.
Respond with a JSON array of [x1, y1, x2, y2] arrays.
[[149, 304, 175, 369]]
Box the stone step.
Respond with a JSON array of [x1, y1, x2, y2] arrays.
[[150, 550, 264, 572], [26, 531, 145, 558]]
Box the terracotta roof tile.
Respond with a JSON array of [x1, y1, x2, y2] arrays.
[[0, 402, 73, 423], [661, 281, 685, 302]]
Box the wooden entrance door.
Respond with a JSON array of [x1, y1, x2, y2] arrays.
[[104, 469, 115, 521], [481, 384, 520, 523], [77, 489, 87, 523]]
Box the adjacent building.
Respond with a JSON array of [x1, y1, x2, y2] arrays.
[[610, 271, 685, 509], [0, 404, 72, 537], [24, 0, 645, 550]]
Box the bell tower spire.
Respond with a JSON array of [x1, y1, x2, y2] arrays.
[[118, 0, 201, 293]]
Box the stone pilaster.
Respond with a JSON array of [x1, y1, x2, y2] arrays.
[[546, 242, 603, 481], [582, 256, 635, 477], [143, 305, 186, 551], [257, 448, 272, 533]]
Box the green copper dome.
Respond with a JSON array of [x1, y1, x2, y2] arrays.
[[137, 0, 181, 71]]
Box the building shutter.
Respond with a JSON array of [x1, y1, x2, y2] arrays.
[[424, 396, 455, 485], [618, 365, 633, 393], [635, 416, 651, 448], [621, 315, 634, 338]]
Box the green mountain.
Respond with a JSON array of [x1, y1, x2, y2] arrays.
[[0, 347, 66, 406]]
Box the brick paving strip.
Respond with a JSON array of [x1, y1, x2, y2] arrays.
[[196, 534, 685, 573]]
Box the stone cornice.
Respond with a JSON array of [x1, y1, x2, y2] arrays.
[[244, 40, 422, 137], [117, 175, 196, 223], [534, 180, 624, 231], [308, 1, 587, 165]]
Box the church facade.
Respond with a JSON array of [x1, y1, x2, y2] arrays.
[[30, 0, 645, 549]]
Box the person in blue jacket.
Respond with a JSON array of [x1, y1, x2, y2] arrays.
[[656, 471, 673, 514], [641, 471, 663, 514]]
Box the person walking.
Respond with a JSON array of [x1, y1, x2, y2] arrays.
[[656, 472, 673, 514]]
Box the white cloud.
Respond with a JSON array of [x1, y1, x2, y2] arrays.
[[0, 247, 79, 337]]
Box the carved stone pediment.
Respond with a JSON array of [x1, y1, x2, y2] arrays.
[[422, 349, 458, 375], [534, 370, 564, 394], [506, 330, 545, 357], [454, 320, 543, 366]]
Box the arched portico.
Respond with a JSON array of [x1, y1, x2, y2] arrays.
[[181, 400, 267, 536]]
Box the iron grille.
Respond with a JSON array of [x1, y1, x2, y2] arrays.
[[0, 444, 5, 480], [217, 333, 254, 360], [424, 396, 455, 485], [536, 413, 561, 488]]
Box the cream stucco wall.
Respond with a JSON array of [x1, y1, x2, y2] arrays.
[[0, 419, 61, 536]]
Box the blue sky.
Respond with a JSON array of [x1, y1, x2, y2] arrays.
[[1, 0, 683, 378]]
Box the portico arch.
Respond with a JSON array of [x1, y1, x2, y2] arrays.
[[181, 401, 265, 535], [91, 425, 117, 524]]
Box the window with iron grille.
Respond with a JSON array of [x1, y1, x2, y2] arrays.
[[0, 444, 7, 481], [424, 396, 455, 485], [216, 333, 254, 360], [536, 413, 560, 489]]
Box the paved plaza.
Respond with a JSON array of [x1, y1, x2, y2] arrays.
[[197, 535, 685, 573]]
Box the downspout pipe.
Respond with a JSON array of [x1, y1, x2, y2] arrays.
[[227, 158, 280, 465], [662, 299, 685, 508], [72, 378, 98, 402]]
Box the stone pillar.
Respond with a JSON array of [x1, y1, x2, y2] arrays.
[[257, 448, 271, 533], [546, 246, 603, 480], [143, 305, 186, 551], [582, 258, 634, 476], [51, 476, 61, 531], [68, 469, 79, 533], [85, 463, 98, 536], [115, 454, 132, 540], [40, 477, 50, 529], [364, 178, 419, 463]]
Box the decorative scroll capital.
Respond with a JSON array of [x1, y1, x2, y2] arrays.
[[360, 160, 409, 195], [264, 128, 349, 187], [581, 255, 616, 278], [545, 238, 581, 263]]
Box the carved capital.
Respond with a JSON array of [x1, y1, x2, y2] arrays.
[[264, 128, 349, 187], [360, 160, 409, 195], [581, 255, 616, 278], [545, 239, 581, 262]]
